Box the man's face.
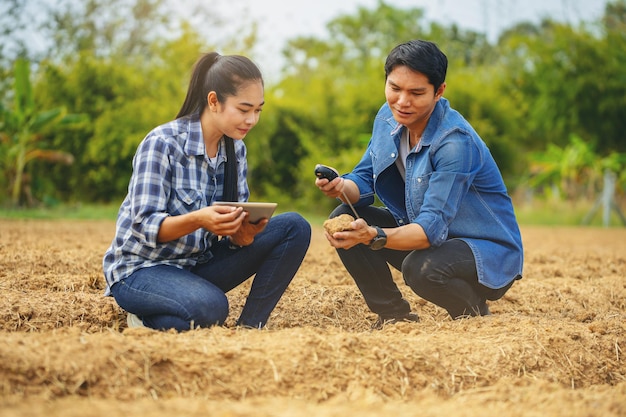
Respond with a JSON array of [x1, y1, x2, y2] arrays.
[[385, 65, 445, 133]]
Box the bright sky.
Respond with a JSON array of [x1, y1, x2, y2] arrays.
[[211, 0, 608, 78]]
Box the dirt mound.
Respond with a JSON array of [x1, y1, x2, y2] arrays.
[[0, 219, 625, 416]]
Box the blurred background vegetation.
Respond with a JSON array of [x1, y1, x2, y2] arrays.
[[0, 0, 625, 226]]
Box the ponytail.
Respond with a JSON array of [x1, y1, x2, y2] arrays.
[[176, 52, 263, 119], [176, 52, 219, 118]]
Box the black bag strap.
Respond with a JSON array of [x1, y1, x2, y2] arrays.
[[222, 136, 238, 202]]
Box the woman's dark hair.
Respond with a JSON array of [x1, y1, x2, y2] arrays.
[[384, 40, 448, 93], [177, 52, 263, 118]]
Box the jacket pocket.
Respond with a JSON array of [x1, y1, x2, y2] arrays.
[[407, 174, 430, 217]]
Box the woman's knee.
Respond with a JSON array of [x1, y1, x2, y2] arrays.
[[290, 212, 312, 238], [274, 212, 312, 244], [187, 290, 229, 327]]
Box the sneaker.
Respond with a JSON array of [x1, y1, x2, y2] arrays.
[[372, 312, 420, 330], [126, 313, 147, 328]]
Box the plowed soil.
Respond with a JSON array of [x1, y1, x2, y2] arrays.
[[0, 219, 625, 416]]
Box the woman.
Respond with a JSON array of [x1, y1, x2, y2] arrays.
[[103, 53, 311, 330]]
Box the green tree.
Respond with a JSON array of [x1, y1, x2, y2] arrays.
[[527, 135, 601, 200], [19, 0, 257, 203], [247, 1, 430, 212], [250, 0, 509, 212], [32, 27, 209, 202], [497, 1, 626, 154], [0, 58, 85, 206], [444, 66, 525, 185]]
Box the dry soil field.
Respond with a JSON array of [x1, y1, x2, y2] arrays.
[[0, 219, 625, 417]]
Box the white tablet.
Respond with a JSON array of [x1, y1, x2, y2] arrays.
[[213, 201, 278, 223]]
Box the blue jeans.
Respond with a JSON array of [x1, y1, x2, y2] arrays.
[[330, 204, 513, 319], [110, 212, 311, 330]]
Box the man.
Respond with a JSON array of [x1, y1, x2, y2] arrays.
[[316, 40, 523, 329]]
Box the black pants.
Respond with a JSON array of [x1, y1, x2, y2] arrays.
[[330, 204, 513, 319]]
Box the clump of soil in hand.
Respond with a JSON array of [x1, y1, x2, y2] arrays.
[[323, 214, 355, 234]]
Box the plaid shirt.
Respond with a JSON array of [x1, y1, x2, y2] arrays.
[[102, 113, 249, 295]]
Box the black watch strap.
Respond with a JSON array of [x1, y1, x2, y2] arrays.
[[368, 226, 387, 250]]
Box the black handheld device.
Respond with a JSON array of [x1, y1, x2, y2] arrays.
[[314, 164, 360, 219], [314, 164, 339, 181]]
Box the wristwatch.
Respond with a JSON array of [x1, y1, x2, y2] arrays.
[[368, 226, 387, 250]]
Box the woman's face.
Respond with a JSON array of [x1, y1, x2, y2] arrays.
[[384, 65, 445, 133], [215, 80, 265, 140]]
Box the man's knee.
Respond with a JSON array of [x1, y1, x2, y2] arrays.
[[329, 204, 354, 218], [402, 251, 445, 289]]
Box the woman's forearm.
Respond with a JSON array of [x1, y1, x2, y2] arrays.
[[157, 212, 201, 243]]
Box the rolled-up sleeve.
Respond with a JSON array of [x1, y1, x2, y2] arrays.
[[345, 142, 377, 206]]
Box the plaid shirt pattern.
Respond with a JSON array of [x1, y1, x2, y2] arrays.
[[102, 113, 249, 295]]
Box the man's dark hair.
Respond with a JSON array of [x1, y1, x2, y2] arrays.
[[384, 40, 448, 92]]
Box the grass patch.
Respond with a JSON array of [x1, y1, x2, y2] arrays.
[[0, 202, 328, 226], [514, 198, 626, 227], [0, 203, 121, 220], [1, 199, 624, 228]]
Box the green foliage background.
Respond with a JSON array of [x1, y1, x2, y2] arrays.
[[1, 0, 625, 221]]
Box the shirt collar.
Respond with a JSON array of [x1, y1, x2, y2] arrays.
[[388, 98, 449, 146], [183, 113, 207, 157], [390, 118, 403, 136]]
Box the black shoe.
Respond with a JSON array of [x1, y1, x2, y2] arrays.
[[372, 312, 420, 330], [453, 302, 491, 320], [478, 301, 491, 316]]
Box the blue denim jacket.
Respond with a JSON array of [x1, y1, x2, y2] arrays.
[[345, 98, 523, 289]]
